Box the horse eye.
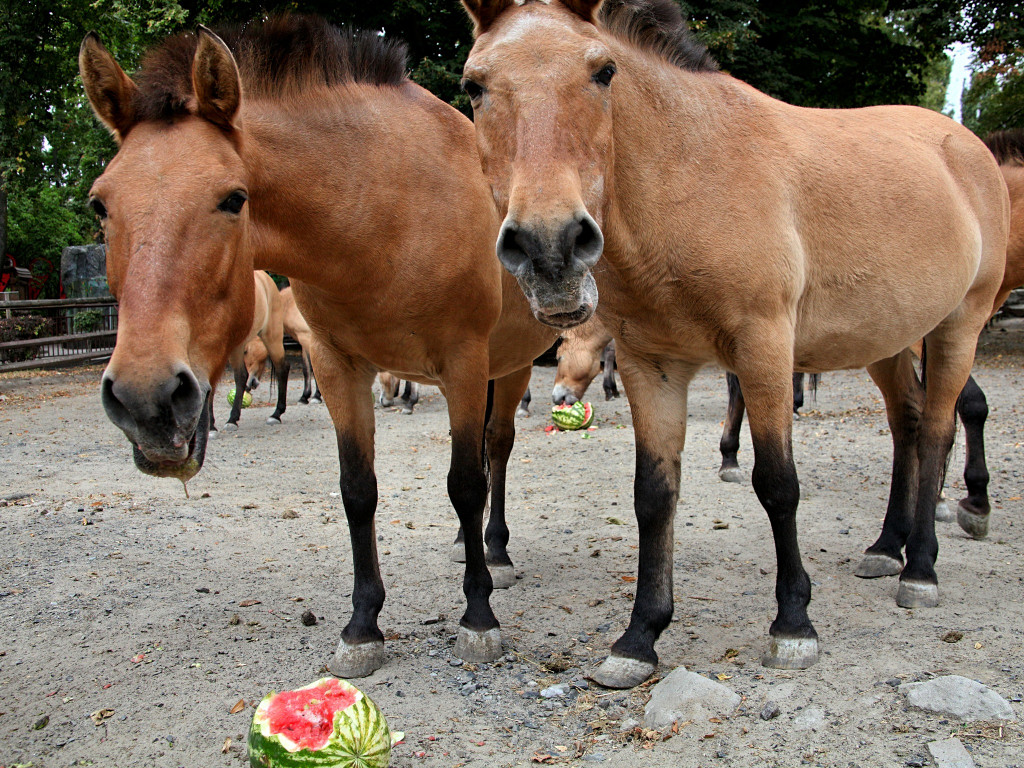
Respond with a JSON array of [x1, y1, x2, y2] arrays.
[[90, 197, 108, 219], [218, 191, 248, 215], [462, 79, 485, 102], [593, 64, 616, 87]]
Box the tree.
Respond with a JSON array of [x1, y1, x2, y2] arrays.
[[956, 0, 1024, 133]]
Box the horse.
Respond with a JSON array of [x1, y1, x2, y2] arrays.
[[218, 270, 290, 430], [461, 0, 1009, 687], [377, 371, 420, 414], [551, 314, 619, 405], [81, 15, 558, 678], [245, 285, 323, 405]]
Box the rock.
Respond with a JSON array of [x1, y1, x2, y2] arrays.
[[619, 717, 640, 732], [792, 707, 825, 731], [901, 676, 1016, 722], [300, 610, 317, 626], [760, 702, 781, 721], [643, 667, 741, 730], [541, 683, 570, 698], [926, 738, 977, 768]]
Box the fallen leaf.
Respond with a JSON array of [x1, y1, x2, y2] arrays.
[[131, 654, 145, 664], [716, 674, 733, 681], [90, 708, 114, 725], [222, 737, 232, 753], [531, 755, 555, 764], [621, 575, 637, 583], [230, 699, 245, 714], [606, 517, 624, 525], [239, 599, 261, 607]]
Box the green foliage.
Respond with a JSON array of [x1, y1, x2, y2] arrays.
[[0, 315, 53, 362], [72, 308, 104, 333], [955, 1, 1024, 134]]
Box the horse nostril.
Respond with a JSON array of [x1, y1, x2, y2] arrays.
[[496, 220, 541, 275], [101, 375, 137, 435], [569, 214, 603, 268], [169, 370, 203, 425]]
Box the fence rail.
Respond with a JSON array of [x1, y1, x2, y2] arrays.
[[0, 296, 118, 373]]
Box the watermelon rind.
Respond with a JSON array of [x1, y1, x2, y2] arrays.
[[248, 678, 402, 768], [551, 401, 594, 431], [228, 388, 253, 408]]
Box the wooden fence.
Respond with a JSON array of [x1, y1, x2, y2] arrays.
[[0, 296, 118, 373]]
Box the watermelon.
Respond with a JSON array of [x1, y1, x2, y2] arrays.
[[228, 388, 253, 408], [248, 677, 402, 768], [551, 401, 595, 430]]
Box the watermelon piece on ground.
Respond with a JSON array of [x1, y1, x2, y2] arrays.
[[248, 677, 402, 767], [551, 401, 595, 430]]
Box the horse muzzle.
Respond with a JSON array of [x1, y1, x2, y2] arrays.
[[101, 367, 212, 482]]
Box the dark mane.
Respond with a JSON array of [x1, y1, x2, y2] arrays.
[[598, 0, 718, 73], [133, 15, 408, 123], [984, 129, 1024, 166]]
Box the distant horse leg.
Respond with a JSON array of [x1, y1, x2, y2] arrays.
[[955, 374, 990, 538], [897, 335, 977, 609], [309, 353, 322, 403], [738, 352, 818, 670], [856, 351, 922, 578], [792, 372, 805, 415], [445, 354, 501, 663], [318, 353, 386, 678], [517, 386, 532, 418], [266, 343, 290, 425], [483, 365, 534, 589], [298, 348, 313, 404], [399, 381, 419, 415], [603, 340, 619, 400], [224, 346, 247, 429], [718, 372, 746, 483], [591, 352, 695, 689]]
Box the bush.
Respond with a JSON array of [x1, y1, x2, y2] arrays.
[[72, 308, 104, 333], [0, 315, 53, 362]]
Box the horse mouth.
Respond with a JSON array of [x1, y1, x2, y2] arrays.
[[131, 393, 211, 482], [535, 305, 594, 329]]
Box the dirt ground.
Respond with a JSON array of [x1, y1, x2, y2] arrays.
[[1, 322, 1021, 768]]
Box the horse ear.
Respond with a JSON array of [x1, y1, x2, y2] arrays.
[[560, 0, 605, 24], [461, 0, 516, 35], [79, 32, 138, 142], [192, 26, 241, 131]]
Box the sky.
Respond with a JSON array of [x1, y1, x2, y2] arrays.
[[944, 42, 973, 122]]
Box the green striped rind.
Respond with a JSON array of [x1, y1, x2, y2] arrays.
[[551, 402, 594, 430], [248, 679, 400, 768]]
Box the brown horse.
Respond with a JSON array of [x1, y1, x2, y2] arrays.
[[551, 315, 619, 405], [81, 16, 557, 677], [462, 0, 1008, 687], [377, 371, 420, 414], [245, 285, 323, 405], [221, 270, 289, 429]]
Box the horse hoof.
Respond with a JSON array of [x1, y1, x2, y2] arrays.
[[450, 542, 466, 563], [208, 429, 219, 440], [299, 398, 309, 405], [854, 553, 903, 578], [588, 656, 656, 689], [957, 502, 989, 539], [896, 579, 939, 609], [761, 636, 819, 669], [266, 416, 281, 425], [718, 467, 745, 484], [311, 397, 322, 404], [329, 638, 385, 678], [223, 423, 239, 432], [793, 412, 800, 421], [400, 407, 414, 416], [489, 565, 516, 590], [516, 408, 531, 418], [934, 498, 955, 523], [454, 627, 502, 663]]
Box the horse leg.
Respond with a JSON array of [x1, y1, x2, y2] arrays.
[[591, 351, 696, 689], [719, 372, 746, 483], [400, 381, 419, 415], [792, 372, 805, 415], [378, 373, 398, 407], [444, 353, 502, 663], [266, 348, 290, 425], [896, 334, 979, 609], [955, 374, 990, 538], [298, 348, 312, 404], [315, 353, 386, 678], [736, 351, 818, 670], [308, 352, 322, 403], [517, 386, 532, 418], [603, 341, 619, 400], [482, 366, 534, 590], [856, 351, 923, 578], [224, 345, 247, 430]]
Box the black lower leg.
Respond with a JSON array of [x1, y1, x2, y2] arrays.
[[484, 416, 515, 569], [956, 375, 990, 517], [603, 344, 619, 399], [792, 373, 805, 413], [299, 352, 312, 403], [449, 429, 496, 632], [270, 361, 290, 421], [719, 373, 745, 473], [227, 364, 247, 425]]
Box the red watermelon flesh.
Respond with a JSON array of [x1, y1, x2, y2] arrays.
[[266, 679, 357, 751]]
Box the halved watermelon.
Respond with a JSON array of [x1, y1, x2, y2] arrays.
[[248, 677, 402, 767], [551, 401, 595, 430]]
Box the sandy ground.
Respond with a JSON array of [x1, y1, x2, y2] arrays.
[[0, 322, 1021, 768]]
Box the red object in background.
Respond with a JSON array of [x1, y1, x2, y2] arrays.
[[1, 254, 51, 299]]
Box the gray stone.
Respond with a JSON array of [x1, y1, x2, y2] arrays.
[[643, 667, 741, 730], [792, 706, 825, 731], [926, 738, 976, 768], [541, 683, 570, 698], [901, 676, 1016, 722], [760, 702, 781, 721], [60, 245, 109, 298]]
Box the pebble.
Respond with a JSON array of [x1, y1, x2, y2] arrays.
[[644, 667, 741, 730], [901, 676, 1016, 721], [541, 683, 570, 698], [760, 702, 781, 721], [927, 738, 977, 768], [449, 658, 464, 667]]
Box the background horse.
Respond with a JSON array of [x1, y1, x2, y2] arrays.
[[245, 285, 323, 405], [551, 314, 619, 405], [219, 270, 289, 430], [462, 0, 1008, 687], [377, 371, 420, 414], [81, 16, 557, 679]]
